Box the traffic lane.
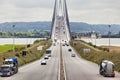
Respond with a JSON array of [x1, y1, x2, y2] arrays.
[[23, 44, 60, 80], [1, 45, 60, 80], [62, 46, 94, 80], [62, 46, 120, 80], [74, 54, 120, 80]]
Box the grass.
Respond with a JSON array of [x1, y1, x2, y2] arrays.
[[0, 45, 24, 53], [0, 40, 52, 66], [70, 40, 120, 72]]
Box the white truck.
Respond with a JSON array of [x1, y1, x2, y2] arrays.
[[99, 60, 115, 77], [46, 49, 52, 57], [0, 57, 18, 77]]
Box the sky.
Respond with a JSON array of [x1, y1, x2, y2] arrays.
[[0, 0, 120, 24]]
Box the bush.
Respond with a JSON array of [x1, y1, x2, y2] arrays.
[[15, 53, 20, 57], [34, 40, 40, 44]]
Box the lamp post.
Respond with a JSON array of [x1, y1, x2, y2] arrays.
[[108, 25, 111, 52], [12, 25, 15, 53], [94, 32, 96, 46]]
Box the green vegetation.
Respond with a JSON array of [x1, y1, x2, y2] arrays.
[[70, 40, 120, 72], [0, 31, 50, 38], [0, 45, 24, 53], [0, 40, 52, 66]]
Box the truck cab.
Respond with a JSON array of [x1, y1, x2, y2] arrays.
[[4, 59, 14, 67], [0, 65, 13, 77], [46, 49, 52, 57], [4, 58, 18, 74]]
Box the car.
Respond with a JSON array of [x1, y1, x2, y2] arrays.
[[44, 56, 49, 59], [68, 49, 72, 52], [53, 43, 56, 46], [66, 44, 69, 46], [62, 44, 65, 46], [48, 54, 52, 57], [41, 60, 47, 65], [71, 54, 76, 57]]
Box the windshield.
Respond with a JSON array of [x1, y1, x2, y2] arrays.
[[4, 61, 13, 65]]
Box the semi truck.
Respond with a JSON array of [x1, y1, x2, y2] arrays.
[[0, 57, 18, 77], [99, 60, 115, 77], [46, 49, 52, 57]]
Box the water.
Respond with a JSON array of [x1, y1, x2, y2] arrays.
[[0, 38, 120, 46], [80, 38, 120, 46], [0, 38, 46, 45]]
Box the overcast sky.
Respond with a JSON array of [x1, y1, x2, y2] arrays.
[[0, 0, 120, 24]]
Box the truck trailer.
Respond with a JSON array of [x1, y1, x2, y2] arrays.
[[99, 60, 115, 77]]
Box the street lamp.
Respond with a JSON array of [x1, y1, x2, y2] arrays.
[[108, 25, 111, 52], [12, 25, 15, 53]]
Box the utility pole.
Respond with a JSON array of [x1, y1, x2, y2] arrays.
[[12, 25, 15, 54], [108, 25, 111, 52]]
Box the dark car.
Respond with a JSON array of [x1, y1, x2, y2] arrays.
[[66, 44, 69, 46], [62, 44, 65, 46], [48, 54, 52, 57], [44, 56, 49, 59], [71, 54, 76, 57], [41, 60, 47, 65], [68, 49, 72, 52]]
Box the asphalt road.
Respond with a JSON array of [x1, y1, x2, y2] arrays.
[[0, 45, 60, 80], [62, 45, 120, 80], [1, 42, 120, 80]]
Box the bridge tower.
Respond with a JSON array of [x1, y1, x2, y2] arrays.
[[51, 0, 71, 41]]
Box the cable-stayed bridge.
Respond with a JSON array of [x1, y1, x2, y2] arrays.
[[51, 0, 71, 42], [1, 0, 120, 80]]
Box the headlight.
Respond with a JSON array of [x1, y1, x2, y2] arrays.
[[7, 72, 10, 75], [0, 72, 3, 75]]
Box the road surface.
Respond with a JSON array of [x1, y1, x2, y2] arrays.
[[0, 45, 60, 80], [62, 45, 120, 80]]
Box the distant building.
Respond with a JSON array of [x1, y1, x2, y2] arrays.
[[91, 31, 97, 38]]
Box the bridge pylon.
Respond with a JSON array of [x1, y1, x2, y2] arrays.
[[51, 0, 71, 41]]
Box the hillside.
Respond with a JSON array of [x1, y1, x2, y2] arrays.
[[0, 22, 120, 35]]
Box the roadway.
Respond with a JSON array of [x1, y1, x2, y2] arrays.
[[59, 16, 120, 80], [62, 45, 120, 80], [0, 45, 60, 80], [1, 41, 120, 80]]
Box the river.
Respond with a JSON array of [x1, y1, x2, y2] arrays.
[[80, 38, 120, 46], [0, 38, 46, 45], [0, 38, 120, 46]]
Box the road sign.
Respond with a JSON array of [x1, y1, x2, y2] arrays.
[[83, 48, 91, 55], [37, 46, 43, 51]]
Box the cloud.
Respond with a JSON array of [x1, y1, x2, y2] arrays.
[[0, 0, 54, 8], [0, 0, 120, 24]]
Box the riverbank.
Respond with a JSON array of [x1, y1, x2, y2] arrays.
[[0, 40, 52, 66], [70, 40, 120, 72], [80, 38, 120, 46]]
